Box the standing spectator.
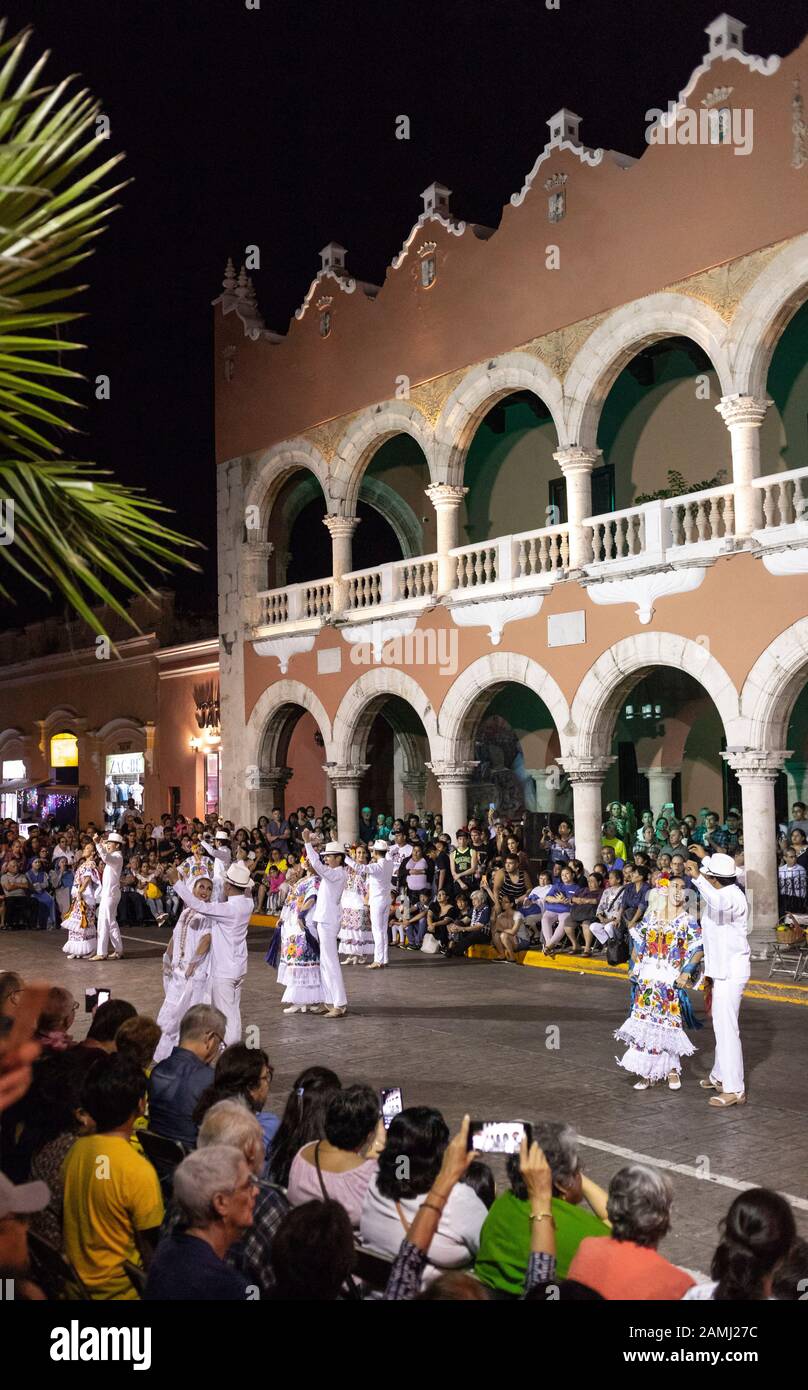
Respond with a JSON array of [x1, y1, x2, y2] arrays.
[[62, 1054, 164, 1299], [778, 847, 808, 916]]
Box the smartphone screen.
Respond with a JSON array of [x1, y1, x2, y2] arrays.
[[380, 1086, 403, 1130], [96, 989, 111, 1008], [468, 1120, 533, 1155]]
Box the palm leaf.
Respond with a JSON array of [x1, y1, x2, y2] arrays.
[[0, 23, 200, 638]]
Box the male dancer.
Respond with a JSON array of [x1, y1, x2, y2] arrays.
[[170, 860, 254, 1046], [302, 828, 348, 1017], [690, 848, 750, 1107], [200, 829, 232, 903], [364, 840, 396, 969], [90, 831, 124, 961]]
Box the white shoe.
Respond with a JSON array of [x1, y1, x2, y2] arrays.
[[633, 1080, 652, 1090], [668, 1073, 682, 1091], [283, 1005, 303, 1014]]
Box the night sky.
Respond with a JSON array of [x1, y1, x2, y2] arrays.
[[2, 0, 806, 622]]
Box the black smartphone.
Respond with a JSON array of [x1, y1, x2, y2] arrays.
[[379, 1086, 404, 1130], [86, 988, 111, 1013], [467, 1120, 533, 1155]]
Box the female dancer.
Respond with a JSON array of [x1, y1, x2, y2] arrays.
[[615, 876, 703, 1092], [280, 864, 327, 1015], [275, 863, 304, 989], [153, 876, 213, 1062], [61, 843, 102, 959], [338, 843, 374, 965]]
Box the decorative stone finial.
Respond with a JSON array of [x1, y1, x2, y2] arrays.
[[704, 13, 746, 57], [222, 257, 237, 293], [421, 182, 451, 216], [547, 109, 582, 148], [319, 243, 347, 273]]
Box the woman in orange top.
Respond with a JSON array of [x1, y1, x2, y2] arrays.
[[568, 1163, 694, 1300]]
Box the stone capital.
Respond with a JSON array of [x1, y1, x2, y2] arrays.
[[715, 394, 772, 430], [553, 446, 602, 475], [323, 514, 360, 539], [558, 754, 616, 785], [324, 761, 369, 789], [425, 483, 468, 510], [243, 535, 274, 555], [264, 765, 293, 789], [637, 764, 681, 778], [722, 748, 792, 783], [426, 759, 479, 787]]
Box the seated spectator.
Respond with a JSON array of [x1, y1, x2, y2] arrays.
[[0, 1170, 49, 1296], [568, 1164, 695, 1299], [475, 1121, 610, 1295], [360, 1106, 487, 1282], [62, 1054, 164, 1299], [193, 1042, 278, 1152], [683, 1188, 796, 1300], [490, 900, 524, 963], [405, 890, 432, 950], [462, 1160, 496, 1211], [1, 858, 37, 929], [267, 1199, 356, 1301], [75, 998, 138, 1056], [265, 1066, 342, 1188], [0, 970, 22, 1039], [287, 1083, 383, 1227], [446, 888, 492, 957], [424, 888, 459, 952], [196, 1098, 290, 1298], [26, 856, 56, 929], [569, 873, 605, 955], [145, 1144, 256, 1300], [27, 1048, 99, 1246], [540, 866, 578, 955], [148, 1003, 226, 1148], [34, 986, 78, 1055], [590, 869, 625, 950]]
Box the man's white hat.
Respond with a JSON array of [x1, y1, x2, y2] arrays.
[[372, 839, 389, 852], [324, 841, 344, 855], [106, 832, 124, 844], [699, 855, 712, 875], [226, 862, 253, 887], [215, 830, 230, 840], [708, 852, 736, 878]]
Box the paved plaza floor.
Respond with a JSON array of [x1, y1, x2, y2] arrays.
[[3, 924, 807, 1276]]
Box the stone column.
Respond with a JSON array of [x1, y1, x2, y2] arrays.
[[326, 763, 369, 844], [401, 770, 428, 816], [264, 766, 293, 816], [425, 484, 468, 596], [639, 765, 680, 817], [724, 749, 790, 957], [553, 446, 601, 571], [715, 395, 771, 539], [558, 755, 616, 871], [323, 515, 360, 615], [245, 770, 279, 826], [142, 721, 158, 821], [426, 761, 478, 838], [242, 535, 274, 592]]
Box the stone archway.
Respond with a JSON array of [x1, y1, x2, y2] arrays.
[[730, 232, 808, 398], [434, 352, 565, 484]]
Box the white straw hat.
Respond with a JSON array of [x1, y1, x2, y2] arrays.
[[372, 840, 389, 852], [226, 862, 253, 887], [215, 830, 230, 840], [324, 841, 344, 855], [106, 832, 124, 844], [707, 852, 736, 878]]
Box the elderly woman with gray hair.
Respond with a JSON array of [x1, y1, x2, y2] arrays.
[[145, 1143, 258, 1299], [474, 1121, 611, 1296], [568, 1164, 695, 1299]]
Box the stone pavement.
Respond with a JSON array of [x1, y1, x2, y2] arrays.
[[2, 924, 807, 1275]]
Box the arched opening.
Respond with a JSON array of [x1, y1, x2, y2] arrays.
[[463, 391, 559, 543], [353, 695, 436, 819], [604, 669, 730, 824], [784, 682, 808, 820], [596, 337, 728, 509], [355, 435, 434, 567], [266, 469, 329, 587], [257, 699, 331, 817], [455, 681, 567, 821], [764, 298, 808, 475]]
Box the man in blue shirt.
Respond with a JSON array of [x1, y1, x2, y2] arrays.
[[148, 1003, 225, 1148]]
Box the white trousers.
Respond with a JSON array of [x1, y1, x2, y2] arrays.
[[370, 900, 389, 965], [316, 918, 347, 1007], [709, 974, 748, 1097], [96, 889, 122, 957], [211, 976, 244, 1046]]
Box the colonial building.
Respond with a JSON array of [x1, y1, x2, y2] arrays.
[[215, 13, 808, 947], [0, 592, 219, 826]]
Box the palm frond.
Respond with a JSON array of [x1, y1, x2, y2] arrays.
[[0, 25, 200, 638]]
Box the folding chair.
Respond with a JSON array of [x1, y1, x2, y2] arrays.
[[352, 1244, 395, 1295], [767, 936, 808, 982], [27, 1232, 91, 1300]]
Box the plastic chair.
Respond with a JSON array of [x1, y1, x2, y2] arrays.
[[28, 1231, 91, 1300]]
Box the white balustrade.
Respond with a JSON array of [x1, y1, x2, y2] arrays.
[[451, 525, 568, 592], [753, 466, 808, 532], [586, 506, 646, 565], [343, 555, 438, 613], [254, 579, 332, 628], [665, 484, 736, 550]]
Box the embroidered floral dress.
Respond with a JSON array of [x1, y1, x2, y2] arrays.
[[280, 873, 324, 1006], [338, 860, 374, 960], [153, 904, 213, 1062], [61, 859, 101, 958], [614, 906, 702, 1083]]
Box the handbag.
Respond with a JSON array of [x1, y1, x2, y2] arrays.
[[420, 931, 441, 955], [606, 921, 630, 966]]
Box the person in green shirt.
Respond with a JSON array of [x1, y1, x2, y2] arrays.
[[475, 1120, 610, 1296]]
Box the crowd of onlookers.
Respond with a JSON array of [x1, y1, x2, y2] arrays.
[[1, 794, 805, 950], [0, 973, 806, 1302]]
